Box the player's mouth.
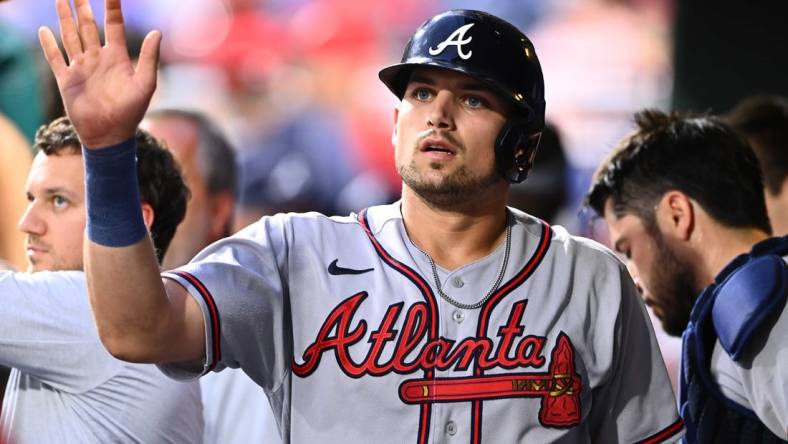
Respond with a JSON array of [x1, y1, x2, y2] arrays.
[[25, 244, 49, 260], [419, 138, 457, 160]]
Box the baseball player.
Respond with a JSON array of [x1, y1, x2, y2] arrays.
[[585, 110, 788, 441], [0, 117, 202, 443], [40, 1, 684, 442]]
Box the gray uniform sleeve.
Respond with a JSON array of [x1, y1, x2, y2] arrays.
[[0, 270, 123, 393], [590, 263, 684, 443], [734, 304, 788, 439], [161, 215, 292, 393]]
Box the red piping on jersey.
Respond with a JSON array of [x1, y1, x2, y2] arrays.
[[634, 418, 685, 444], [359, 208, 438, 444], [171, 270, 222, 372], [472, 221, 552, 444]]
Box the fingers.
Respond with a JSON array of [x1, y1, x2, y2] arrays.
[[74, 0, 101, 50], [56, 0, 83, 61], [38, 27, 68, 79], [136, 31, 162, 91], [104, 0, 127, 47]]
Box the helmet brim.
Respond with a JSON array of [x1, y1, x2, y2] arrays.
[[378, 60, 544, 127]]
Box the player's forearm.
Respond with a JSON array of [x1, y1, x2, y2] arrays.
[[85, 239, 175, 363], [82, 138, 178, 363]]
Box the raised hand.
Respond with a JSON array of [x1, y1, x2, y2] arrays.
[[38, 0, 161, 148]]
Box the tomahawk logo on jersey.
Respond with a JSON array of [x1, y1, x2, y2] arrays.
[[162, 204, 684, 444]]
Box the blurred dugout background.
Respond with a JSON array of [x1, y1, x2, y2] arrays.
[[2, 0, 788, 391]]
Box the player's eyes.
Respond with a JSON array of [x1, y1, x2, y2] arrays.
[[52, 195, 69, 209], [464, 95, 486, 109], [412, 87, 433, 101]]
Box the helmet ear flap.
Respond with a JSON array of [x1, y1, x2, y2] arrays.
[[495, 119, 541, 183]]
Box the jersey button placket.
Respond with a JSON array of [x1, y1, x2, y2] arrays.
[[434, 271, 474, 442]]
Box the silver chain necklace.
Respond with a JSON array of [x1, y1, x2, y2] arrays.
[[408, 212, 512, 310]]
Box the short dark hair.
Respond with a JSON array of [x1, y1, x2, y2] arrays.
[[724, 95, 788, 195], [33, 116, 190, 262], [145, 109, 237, 197], [585, 109, 770, 233]]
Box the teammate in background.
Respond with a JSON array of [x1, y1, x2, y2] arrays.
[[0, 117, 203, 443], [725, 95, 788, 236], [142, 110, 236, 270], [586, 110, 788, 441], [41, 1, 683, 442], [142, 109, 280, 444]]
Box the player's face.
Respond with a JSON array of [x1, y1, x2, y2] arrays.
[[18, 150, 86, 272], [603, 199, 696, 337], [143, 116, 217, 269], [393, 67, 510, 206]]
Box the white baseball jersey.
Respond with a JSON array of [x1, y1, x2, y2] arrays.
[[162, 203, 685, 443], [0, 270, 204, 444]]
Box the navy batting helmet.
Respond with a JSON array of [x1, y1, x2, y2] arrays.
[[379, 10, 546, 183]]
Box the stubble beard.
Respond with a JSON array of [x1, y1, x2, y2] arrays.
[[28, 254, 84, 273], [26, 236, 84, 272], [398, 158, 502, 209], [649, 233, 697, 337]]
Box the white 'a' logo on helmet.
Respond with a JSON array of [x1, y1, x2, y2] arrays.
[[429, 23, 474, 60]]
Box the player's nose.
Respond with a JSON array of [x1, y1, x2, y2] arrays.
[[18, 201, 46, 236], [426, 91, 456, 130]]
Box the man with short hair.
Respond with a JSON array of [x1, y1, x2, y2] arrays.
[[586, 110, 788, 441], [0, 117, 202, 443], [41, 1, 683, 442], [143, 109, 280, 444], [142, 109, 237, 270], [725, 95, 788, 236]]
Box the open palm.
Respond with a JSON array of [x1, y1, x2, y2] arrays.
[[39, 0, 160, 148]]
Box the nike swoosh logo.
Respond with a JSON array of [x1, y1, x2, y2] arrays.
[[328, 259, 374, 276]]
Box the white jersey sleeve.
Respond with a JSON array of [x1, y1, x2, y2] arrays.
[[161, 213, 294, 392], [711, 302, 788, 439], [0, 270, 123, 392]]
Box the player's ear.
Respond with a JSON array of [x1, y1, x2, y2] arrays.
[[141, 202, 155, 231], [209, 192, 235, 239], [656, 191, 694, 241]]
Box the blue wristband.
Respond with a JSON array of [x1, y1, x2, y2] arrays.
[[83, 139, 148, 247]]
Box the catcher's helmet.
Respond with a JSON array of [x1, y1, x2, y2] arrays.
[[379, 10, 546, 183]]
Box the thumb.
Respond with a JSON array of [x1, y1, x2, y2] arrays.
[[136, 30, 162, 92]]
